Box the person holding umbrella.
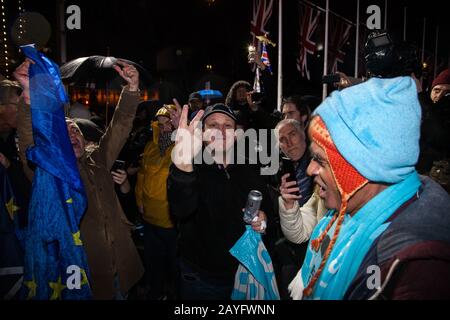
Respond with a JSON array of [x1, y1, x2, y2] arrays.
[[15, 59, 144, 300]]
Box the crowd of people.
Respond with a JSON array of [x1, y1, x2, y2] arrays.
[[1, 42, 450, 300]]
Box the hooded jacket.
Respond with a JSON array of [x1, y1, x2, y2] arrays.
[[344, 176, 450, 299], [135, 121, 174, 228]]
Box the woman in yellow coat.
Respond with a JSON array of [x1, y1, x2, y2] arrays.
[[135, 104, 177, 300]]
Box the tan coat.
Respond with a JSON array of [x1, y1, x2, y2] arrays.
[[279, 187, 328, 244], [17, 88, 144, 299]]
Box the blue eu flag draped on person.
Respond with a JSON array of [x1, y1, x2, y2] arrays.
[[0, 164, 25, 300], [19, 45, 92, 300]]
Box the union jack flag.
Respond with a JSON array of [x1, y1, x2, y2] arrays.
[[328, 14, 352, 73], [297, 2, 321, 80], [251, 0, 274, 50], [261, 42, 273, 74]]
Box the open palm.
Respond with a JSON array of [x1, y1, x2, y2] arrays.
[[172, 105, 204, 172]]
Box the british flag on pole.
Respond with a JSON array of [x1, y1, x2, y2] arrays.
[[297, 2, 321, 80], [328, 14, 352, 74], [261, 42, 273, 74], [251, 0, 274, 51]]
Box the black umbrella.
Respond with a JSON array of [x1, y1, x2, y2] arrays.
[[59, 55, 152, 90], [60, 56, 152, 124]]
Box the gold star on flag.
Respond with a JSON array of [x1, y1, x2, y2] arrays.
[[80, 268, 90, 288], [5, 197, 20, 220], [66, 198, 73, 204], [49, 276, 66, 300], [72, 231, 83, 246], [24, 278, 37, 300]]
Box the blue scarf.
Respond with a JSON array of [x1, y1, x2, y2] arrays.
[[300, 172, 421, 300]]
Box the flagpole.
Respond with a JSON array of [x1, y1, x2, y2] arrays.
[[303, 0, 354, 26], [277, 0, 283, 111], [56, 0, 69, 116], [56, 0, 67, 65], [354, 0, 360, 78], [421, 17, 426, 87], [403, 7, 407, 41], [421, 18, 426, 64], [322, 0, 329, 101], [384, 0, 388, 30], [434, 25, 439, 79]]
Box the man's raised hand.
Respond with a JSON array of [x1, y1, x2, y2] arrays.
[[113, 60, 139, 92], [13, 58, 34, 104], [172, 105, 204, 172], [169, 98, 184, 129]]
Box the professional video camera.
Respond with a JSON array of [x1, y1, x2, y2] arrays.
[[364, 31, 422, 79]]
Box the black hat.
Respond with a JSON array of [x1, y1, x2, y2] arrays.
[[202, 103, 237, 123], [74, 118, 104, 143], [188, 92, 203, 102]]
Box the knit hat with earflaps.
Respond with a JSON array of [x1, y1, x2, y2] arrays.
[[303, 116, 368, 297], [302, 76, 421, 297], [314, 76, 421, 184]]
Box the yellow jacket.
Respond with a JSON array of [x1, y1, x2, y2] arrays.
[[135, 121, 174, 228]]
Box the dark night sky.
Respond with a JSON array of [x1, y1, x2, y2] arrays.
[[5, 0, 450, 103]]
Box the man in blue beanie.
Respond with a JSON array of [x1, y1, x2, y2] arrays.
[[287, 76, 450, 300]]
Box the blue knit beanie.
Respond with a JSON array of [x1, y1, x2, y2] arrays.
[[313, 76, 421, 184]]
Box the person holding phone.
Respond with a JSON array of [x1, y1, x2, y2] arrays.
[[224, 80, 277, 130], [15, 59, 144, 299], [275, 119, 327, 242], [273, 119, 327, 298], [275, 119, 312, 206], [111, 160, 131, 194]]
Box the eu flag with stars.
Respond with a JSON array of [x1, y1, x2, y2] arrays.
[[20, 45, 92, 300], [0, 164, 24, 300]]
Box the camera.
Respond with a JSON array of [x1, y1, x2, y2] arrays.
[[364, 31, 422, 79], [251, 91, 264, 103]]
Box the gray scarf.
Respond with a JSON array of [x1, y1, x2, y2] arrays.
[[158, 131, 174, 156]]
